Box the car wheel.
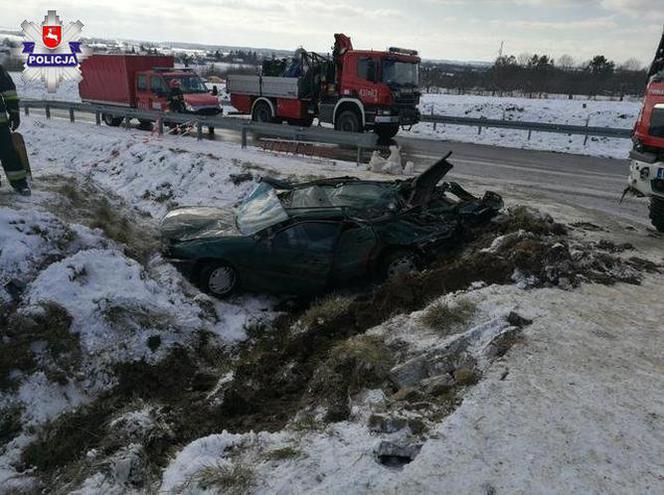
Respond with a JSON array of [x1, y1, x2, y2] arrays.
[[200, 262, 237, 297], [335, 110, 361, 133], [252, 100, 274, 123], [380, 250, 421, 281]]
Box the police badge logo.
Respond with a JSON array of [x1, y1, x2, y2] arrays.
[[42, 25, 62, 49], [15, 10, 92, 93]]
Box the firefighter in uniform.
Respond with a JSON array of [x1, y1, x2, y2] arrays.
[[0, 62, 30, 196], [167, 79, 185, 113]]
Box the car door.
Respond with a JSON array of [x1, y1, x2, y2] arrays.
[[331, 222, 379, 284], [250, 221, 342, 294]]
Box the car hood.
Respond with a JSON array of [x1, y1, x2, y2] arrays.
[[160, 207, 240, 242], [183, 93, 219, 107]]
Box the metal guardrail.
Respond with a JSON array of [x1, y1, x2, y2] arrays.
[[20, 98, 633, 155], [19, 99, 377, 162], [420, 113, 632, 140]]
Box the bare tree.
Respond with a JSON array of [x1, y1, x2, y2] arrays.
[[619, 57, 643, 71], [557, 54, 576, 70], [517, 52, 532, 67]]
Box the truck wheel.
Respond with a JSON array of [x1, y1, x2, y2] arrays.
[[335, 110, 361, 133], [374, 125, 399, 140], [252, 100, 274, 123], [102, 113, 124, 127], [200, 262, 237, 297], [649, 196, 664, 232]]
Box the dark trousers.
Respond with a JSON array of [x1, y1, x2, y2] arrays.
[[0, 124, 27, 189]]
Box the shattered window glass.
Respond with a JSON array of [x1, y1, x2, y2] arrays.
[[325, 184, 395, 208], [235, 183, 289, 236], [289, 183, 395, 210], [290, 186, 333, 208]]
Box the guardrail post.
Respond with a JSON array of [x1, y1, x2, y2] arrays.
[[241, 127, 248, 148], [24, 104, 29, 116], [527, 129, 532, 141], [196, 121, 203, 141], [45, 104, 50, 119], [95, 110, 101, 126], [158, 118, 164, 135], [69, 108, 75, 123], [356, 146, 362, 166], [431, 106, 436, 131], [583, 116, 590, 145], [124, 114, 130, 130], [478, 125, 482, 135]]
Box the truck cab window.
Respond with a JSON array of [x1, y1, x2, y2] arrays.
[[137, 74, 147, 91], [650, 106, 664, 138], [358, 58, 376, 81], [151, 76, 164, 94]]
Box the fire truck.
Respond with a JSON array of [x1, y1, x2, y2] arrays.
[[627, 29, 664, 231], [79, 54, 221, 127], [227, 34, 421, 139]]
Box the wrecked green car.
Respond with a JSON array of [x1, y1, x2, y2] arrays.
[[159, 154, 503, 297]]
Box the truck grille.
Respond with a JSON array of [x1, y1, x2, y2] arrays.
[[394, 93, 420, 107]]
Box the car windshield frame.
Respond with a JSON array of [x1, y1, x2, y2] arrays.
[[164, 75, 209, 94], [235, 182, 289, 236], [382, 59, 419, 88]]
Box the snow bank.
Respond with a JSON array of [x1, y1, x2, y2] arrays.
[[0, 206, 112, 302], [9, 71, 81, 102]]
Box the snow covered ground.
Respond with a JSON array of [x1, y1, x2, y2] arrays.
[[407, 93, 639, 159], [9, 71, 639, 159], [1, 115, 663, 494]]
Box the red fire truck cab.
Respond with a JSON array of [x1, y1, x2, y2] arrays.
[[79, 54, 221, 126], [627, 29, 664, 231], [227, 34, 421, 139]]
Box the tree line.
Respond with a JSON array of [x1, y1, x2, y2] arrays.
[[421, 53, 649, 98]]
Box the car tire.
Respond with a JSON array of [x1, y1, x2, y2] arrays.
[[335, 110, 362, 133], [379, 249, 421, 281], [650, 196, 664, 232], [252, 100, 274, 123], [374, 124, 399, 140], [200, 262, 237, 297], [102, 113, 124, 127]]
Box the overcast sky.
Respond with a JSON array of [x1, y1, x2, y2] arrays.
[[5, 1, 664, 65]]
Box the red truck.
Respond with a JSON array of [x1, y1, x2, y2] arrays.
[[227, 34, 421, 139], [79, 54, 221, 127], [627, 29, 664, 231]]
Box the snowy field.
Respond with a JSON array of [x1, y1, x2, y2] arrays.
[[9, 71, 639, 160], [1, 114, 664, 494], [409, 93, 638, 159]]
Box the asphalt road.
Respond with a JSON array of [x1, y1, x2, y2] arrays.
[[392, 136, 647, 226], [35, 107, 647, 227]]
